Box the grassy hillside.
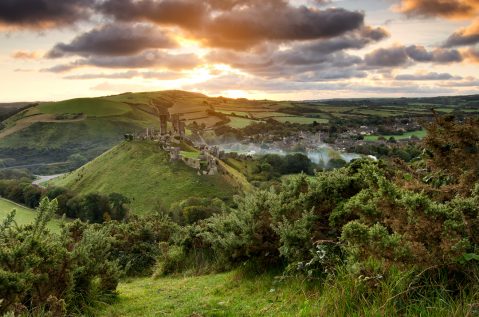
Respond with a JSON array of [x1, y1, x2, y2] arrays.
[[51, 141, 236, 214], [0, 198, 62, 232]]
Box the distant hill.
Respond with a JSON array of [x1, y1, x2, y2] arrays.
[[0, 91, 211, 173], [50, 140, 237, 214], [0, 90, 285, 173]]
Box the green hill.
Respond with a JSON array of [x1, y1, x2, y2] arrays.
[[0, 91, 214, 173], [0, 198, 62, 232], [50, 141, 237, 214]]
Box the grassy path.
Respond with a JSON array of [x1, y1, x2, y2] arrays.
[[100, 272, 318, 317]]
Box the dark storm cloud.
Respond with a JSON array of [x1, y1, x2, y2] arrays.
[[46, 23, 177, 58], [0, 0, 94, 29], [42, 50, 201, 73], [98, 0, 365, 49], [365, 45, 463, 67], [397, 0, 479, 19], [395, 72, 461, 80]]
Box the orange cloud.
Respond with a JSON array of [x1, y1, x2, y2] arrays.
[[463, 47, 479, 62], [11, 51, 39, 60], [444, 19, 479, 46], [396, 0, 479, 19]]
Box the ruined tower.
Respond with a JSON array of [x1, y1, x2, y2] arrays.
[[171, 114, 180, 133], [159, 114, 168, 135]]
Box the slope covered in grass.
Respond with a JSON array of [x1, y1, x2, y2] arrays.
[[51, 141, 236, 214], [0, 198, 62, 232]]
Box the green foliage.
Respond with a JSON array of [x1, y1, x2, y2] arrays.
[[0, 198, 121, 315], [104, 214, 178, 276], [169, 197, 224, 225], [0, 178, 130, 223]]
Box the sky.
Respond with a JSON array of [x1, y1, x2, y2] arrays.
[[0, 0, 478, 102]]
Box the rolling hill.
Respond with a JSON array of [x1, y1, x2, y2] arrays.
[[50, 140, 237, 214], [0, 90, 478, 174]]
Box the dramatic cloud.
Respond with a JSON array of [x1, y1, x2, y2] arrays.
[[207, 26, 387, 79], [395, 72, 461, 80], [396, 0, 479, 19], [43, 50, 201, 73], [365, 45, 463, 67], [406, 45, 463, 63], [99, 0, 366, 49], [365, 46, 409, 67], [444, 19, 479, 47], [47, 23, 177, 58], [0, 0, 93, 29]]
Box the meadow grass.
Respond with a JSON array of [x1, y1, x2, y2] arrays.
[[99, 265, 478, 317]]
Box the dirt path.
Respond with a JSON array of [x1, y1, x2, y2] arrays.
[[33, 174, 65, 187]]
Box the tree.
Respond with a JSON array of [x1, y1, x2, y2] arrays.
[[108, 193, 130, 220]]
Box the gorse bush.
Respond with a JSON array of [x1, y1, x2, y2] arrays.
[[104, 214, 178, 276], [0, 198, 121, 316]]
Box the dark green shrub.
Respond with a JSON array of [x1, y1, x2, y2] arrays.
[[0, 198, 121, 315]]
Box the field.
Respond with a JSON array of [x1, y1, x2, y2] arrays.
[[0, 198, 62, 232], [100, 271, 319, 317], [227, 117, 258, 128], [38, 98, 131, 117], [272, 116, 329, 124], [51, 141, 237, 214], [364, 129, 427, 141]]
